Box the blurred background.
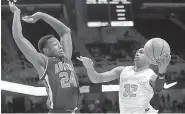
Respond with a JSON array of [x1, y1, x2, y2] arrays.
[[1, 0, 185, 113]]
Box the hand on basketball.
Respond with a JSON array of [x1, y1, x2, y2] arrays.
[[156, 53, 171, 73], [77, 56, 94, 68], [9, 1, 20, 13], [22, 12, 42, 23]]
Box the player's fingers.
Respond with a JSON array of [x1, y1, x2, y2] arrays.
[[164, 53, 169, 60], [166, 55, 171, 64], [80, 56, 86, 59], [156, 57, 162, 63], [166, 54, 171, 59], [23, 16, 33, 20], [76, 57, 82, 61], [80, 56, 89, 60], [158, 53, 166, 62], [22, 16, 28, 20], [9, 1, 13, 6], [160, 53, 166, 59], [162, 54, 171, 65], [22, 18, 34, 23], [22, 16, 28, 18], [162, 53, 170, 63], [169, 55, 171, 60], [164, 53, 170, 59]]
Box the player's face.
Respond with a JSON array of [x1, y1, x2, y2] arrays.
[[134, 48, 149, 65], [46, 38, 65, 58]]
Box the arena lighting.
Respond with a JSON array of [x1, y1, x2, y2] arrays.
[[102, 82, 178, 92], [1, 81, 90, 96], [142, 3, 185, 9], [102, 85, 119, 92], [1, 80, 48, 96], [1, 81, 177, 96]]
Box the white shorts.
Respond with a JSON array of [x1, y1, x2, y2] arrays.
[[146, 105, 158, 114], [120, 105, 158, 114]]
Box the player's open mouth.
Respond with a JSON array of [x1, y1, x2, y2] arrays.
[[134, 56, 139, 61], [60, 51, 64, 55]]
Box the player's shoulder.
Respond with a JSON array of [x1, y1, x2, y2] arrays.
[[147, 68, 157, 79], [36, 53, 49, 70], [38, 53, 48, 63], [112, 66, 126, 75], [63, 57, 73, 64], [147, 68, 156, 74], [114, 66, 135, 73], [123, 66, 134, 71], [126, 66, 134, 69], [35, 53, 49, 79], [114, 66, 126, 71]]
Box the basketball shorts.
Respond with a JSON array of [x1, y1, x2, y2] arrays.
[[49, 107, 80, 113]]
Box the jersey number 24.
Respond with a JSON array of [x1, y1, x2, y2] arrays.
[[59, 72, 77, 88]]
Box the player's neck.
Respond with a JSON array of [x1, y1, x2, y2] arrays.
[[134, 65, 149, 72]]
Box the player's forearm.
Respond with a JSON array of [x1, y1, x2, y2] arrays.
[[153, 66, 167, 93], [12, 10, 24, 39], [86, 67, 102, 83], [153, 76, 165, 93], [40, 13, 70, 36]]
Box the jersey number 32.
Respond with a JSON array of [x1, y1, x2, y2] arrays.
[[123, 84, 138, 97]]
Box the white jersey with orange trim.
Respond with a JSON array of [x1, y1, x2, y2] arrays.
[[119, 66, 157, 113]]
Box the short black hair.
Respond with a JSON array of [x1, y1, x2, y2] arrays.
[[38, 34, 55, 53]]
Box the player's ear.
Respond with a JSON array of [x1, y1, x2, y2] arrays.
[[145, 57, 150, 65], [43, 48, 49, 55], [148, 61, 151, 66]]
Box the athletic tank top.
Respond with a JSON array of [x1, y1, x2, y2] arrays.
[[40, 57, 79, 110], [119, 66, 156, 113]]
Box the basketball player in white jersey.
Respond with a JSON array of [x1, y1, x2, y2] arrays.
[[77, 48, 171, 113]]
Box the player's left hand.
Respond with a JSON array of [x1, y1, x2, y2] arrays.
[[22, 12, 42, 23], [9, 1, 20, 13], [156, 53, 171, 73], [77, 56, 94, 69]]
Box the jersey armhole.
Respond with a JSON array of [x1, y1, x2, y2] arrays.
[[40, 57, 49, 80], [148, 69, 157, 90], [119, 66, 126, 81]]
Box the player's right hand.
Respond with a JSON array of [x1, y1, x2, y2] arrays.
[[22, 12, 42, 23], [9, 1, 20, 13], [77, 56, 94, 68], [156, 53, 171, 73]]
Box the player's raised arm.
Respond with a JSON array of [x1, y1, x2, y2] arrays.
[[9, 2, 46, 71], [77, 56, 124, 83], [22, 12, 72, 60], [149, 53, 171, 93]]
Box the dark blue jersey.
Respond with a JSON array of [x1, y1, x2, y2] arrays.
[[40, 57, 79, 110]]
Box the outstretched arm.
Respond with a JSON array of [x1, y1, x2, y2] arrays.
[[86, 66, 124, 83], [41, 13, 72, 59], [77, 56, 124, 83], [150, 53, 171, 93], [40, 13, 70, 37], [22, 12, 72, 59], [10, 2, 46, 75]]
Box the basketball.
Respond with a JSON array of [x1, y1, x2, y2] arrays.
[[144, 38, 171, 65]]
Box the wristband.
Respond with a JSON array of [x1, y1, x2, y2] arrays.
[[158, 73, 166, 79]]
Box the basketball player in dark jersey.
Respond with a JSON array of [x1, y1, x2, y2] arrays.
[[9, 2, 80, 113]]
